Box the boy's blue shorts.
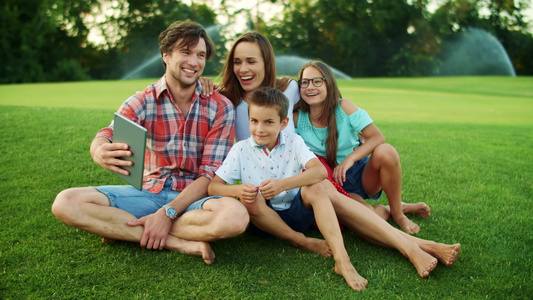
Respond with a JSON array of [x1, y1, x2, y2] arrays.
[[94, 179, 216, 219], [341, 156, 383, 200], [250, 189, 315, 236]]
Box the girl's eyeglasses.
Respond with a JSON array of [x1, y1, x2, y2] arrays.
[[299, 77, 326, 88]]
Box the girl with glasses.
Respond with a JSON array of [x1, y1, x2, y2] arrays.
[[294, 60, 430, 235]]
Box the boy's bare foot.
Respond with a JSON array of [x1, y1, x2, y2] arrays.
[[167, 238, 216, 265], [423, 243, 461, 266], [402, 202, 431, 218], [294, 238, 332, 257], [334, 260, 368, 291], [405, 244, 438, 278], [394, 214, 420, 234]]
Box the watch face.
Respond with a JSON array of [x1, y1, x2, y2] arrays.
[[165, 205, 176, 219]]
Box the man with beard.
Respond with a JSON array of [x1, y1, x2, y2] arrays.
[[52, 20, 248, 264]]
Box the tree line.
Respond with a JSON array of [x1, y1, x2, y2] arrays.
[[1, 0, 532, 84]]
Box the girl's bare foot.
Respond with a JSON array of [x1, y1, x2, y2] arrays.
[[334, 259, 368, 291], [423, 243, 461, 266], [405, 244, 438, 278], [402, 202, 431, 218], [394, 214, 420, 234], [294, 238, 332, 257]]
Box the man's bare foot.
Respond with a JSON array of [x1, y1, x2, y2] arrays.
[[102, 237, 116, 244], [334, 260, 368, 291], [394, 214, 420, 234], [402, 202, 431, 218], [294, 238, 332, 257], [405, 244, 438, 278], [167, 238, 216, 265], [423, 243, 461, 266]]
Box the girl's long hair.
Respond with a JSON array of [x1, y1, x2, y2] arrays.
[[294, 60, 341, 169]]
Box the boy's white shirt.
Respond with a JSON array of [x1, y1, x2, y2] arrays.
[[215, 132, 317, 210]]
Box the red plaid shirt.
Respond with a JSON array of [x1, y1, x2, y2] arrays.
[[97, 75, 235, 193]]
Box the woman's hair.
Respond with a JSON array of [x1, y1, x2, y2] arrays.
[[246, 87, 289, 121], [158, 20, 215, 69], [218, 32, 278, 107], [294, 60, 342, 168]]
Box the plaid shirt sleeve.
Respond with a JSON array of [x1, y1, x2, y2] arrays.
[[199, 93, 235, 180]]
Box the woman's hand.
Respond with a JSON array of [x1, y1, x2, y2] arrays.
[[199, 77, 215, 97]]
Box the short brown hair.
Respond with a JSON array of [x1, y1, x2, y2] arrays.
[[158, 20, 215, 60], [246, 87, 289, 121]]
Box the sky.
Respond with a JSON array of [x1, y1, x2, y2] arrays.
[[88, 0, 533, 44], [182, 0, 533, 32]]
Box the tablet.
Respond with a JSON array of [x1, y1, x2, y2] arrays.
[[111, 113, 147, 190]]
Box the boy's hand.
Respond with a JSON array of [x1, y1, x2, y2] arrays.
[[258, 179, 284, 200], [238, 184, 259, 203]]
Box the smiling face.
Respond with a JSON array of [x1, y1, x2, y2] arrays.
[[299, 66, 328, 107], [163, 37, 207, 88], [249, 103, 288, 151], [233, 42, 266, 96]]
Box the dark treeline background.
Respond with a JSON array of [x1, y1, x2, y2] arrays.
[[1, 0, 532, 84]]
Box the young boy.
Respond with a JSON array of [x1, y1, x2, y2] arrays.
[[208, 87, 368, 291]]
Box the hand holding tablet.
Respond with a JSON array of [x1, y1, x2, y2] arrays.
[[111, 113, 147, 190]]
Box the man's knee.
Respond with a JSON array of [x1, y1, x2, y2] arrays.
[[52, 188, 79, 225], [51, 187, 106, 226], [209, 197, 249, 238]]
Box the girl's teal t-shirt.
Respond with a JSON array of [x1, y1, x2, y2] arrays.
[[296, 102, 373, 164]]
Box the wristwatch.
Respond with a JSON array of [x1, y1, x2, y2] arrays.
[[163, 204, 177, 220]]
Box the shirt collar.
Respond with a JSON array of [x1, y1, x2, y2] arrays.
[[155, 75, 203, 100], [249, 131, 286, 151]]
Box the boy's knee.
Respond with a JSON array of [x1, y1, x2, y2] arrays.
[[301, 183, 325, 199]]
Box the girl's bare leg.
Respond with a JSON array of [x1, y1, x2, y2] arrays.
[[324, 181, 442, 277], [361, 143, 423, 234]]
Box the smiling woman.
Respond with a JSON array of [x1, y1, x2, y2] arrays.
[[217, 32, 300, 142]]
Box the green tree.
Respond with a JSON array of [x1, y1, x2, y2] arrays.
[[111, 0, 220, 79], [0, 0, 97, 83], [267, 0, 433, 77]]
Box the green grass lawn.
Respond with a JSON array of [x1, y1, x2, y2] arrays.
[[1, 76, 532, 299]]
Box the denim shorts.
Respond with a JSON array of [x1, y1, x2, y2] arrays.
[[94, 180, 215, 219], [250, 189, 315, 236], [341, 156, 383, 200]]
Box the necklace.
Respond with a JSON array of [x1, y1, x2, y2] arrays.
[[310, 118, 326, 146]]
